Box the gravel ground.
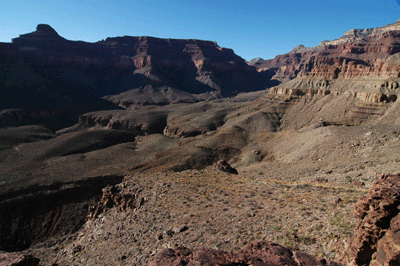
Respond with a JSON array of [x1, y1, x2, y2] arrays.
[[30, 167, 366, 265]]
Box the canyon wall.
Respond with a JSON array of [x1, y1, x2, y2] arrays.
[[1, 24, 269, 129], [250, 20, 400, 84]]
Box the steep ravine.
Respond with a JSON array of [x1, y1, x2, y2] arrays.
[[0, 175, 124, 252]]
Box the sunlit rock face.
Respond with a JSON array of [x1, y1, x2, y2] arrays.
[[249, 20, 400, 82]]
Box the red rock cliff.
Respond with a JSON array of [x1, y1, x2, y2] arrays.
[[250, 20, 400, 82], [12, 24, 266, 99]]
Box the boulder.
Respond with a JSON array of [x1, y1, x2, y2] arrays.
[[214, 160, 238, 175]]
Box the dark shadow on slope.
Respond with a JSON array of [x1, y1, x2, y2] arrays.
[[35, 130, 136, 160], [259, 68, 281, 88], [0, 125, 55, 151], [0, 175, 124, 252]]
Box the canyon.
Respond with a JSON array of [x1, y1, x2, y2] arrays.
[[1, 20, 400, 265]]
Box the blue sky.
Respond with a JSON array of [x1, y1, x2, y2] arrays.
[[1, 0, 400, 60]]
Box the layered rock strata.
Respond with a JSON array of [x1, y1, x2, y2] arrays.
[[250, 20, 400, 82], [256, 22, 400, 130], [11, 24, 266, 107], [1, 24, 269, 128]]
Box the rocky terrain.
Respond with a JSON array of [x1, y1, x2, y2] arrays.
[[2, 20, 400, 265]]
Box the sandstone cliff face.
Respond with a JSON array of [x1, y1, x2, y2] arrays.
[[254, 22, 400, 129], [250, 20, 400, 83]]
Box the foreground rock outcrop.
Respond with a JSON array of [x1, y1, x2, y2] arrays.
[[340, 173, 400, 266], [214, 159, 238, 175], [88, 182, 145, 220], [150, 241, 342, 266], [0, 251, 40, 266]]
